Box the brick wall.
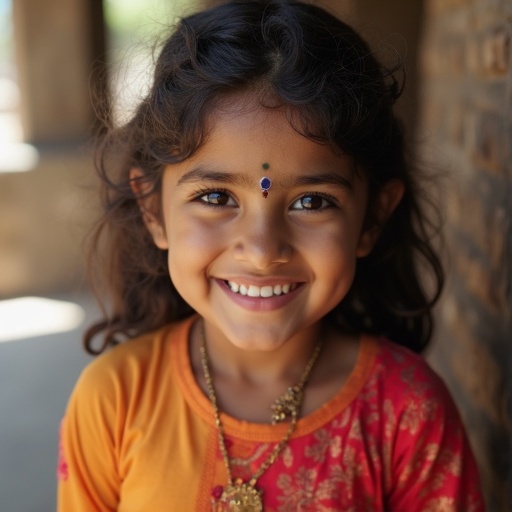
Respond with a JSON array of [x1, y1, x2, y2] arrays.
[[418, 1, 512, 509]]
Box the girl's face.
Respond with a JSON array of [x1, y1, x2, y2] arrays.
[[142, 98, 397, 352]]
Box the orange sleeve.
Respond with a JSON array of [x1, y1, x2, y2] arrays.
[[57, 359, 121, 511]]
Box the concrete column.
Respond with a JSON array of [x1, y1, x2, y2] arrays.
[[0, 0, 105, 297], [12, 0, 106, 145]]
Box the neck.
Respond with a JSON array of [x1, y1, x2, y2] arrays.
[[191, 318, 324, 386], [189, 317, 360, 424]]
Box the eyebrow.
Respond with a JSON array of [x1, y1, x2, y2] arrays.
[[177, 167, 251, 187], [177, 167, 353, 189], [292, 172, 353, 189]]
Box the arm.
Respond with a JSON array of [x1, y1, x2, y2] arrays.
[[57, 363, 121, 512], [386, 369, 485, 511]]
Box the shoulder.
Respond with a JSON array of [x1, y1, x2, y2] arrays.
[[361, 339, 485, 508], [369, 337, 450, 397], [362, 336, 464, 435], [69, 317, 194, 409]]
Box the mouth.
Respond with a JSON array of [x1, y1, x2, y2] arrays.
[[225, 280, 300, 298]]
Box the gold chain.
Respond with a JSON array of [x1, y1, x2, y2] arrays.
[[199, 322, 322, 511]]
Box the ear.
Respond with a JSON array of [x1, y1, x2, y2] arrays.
[[129, 168, 169, 250], [356, 179, 405, 257]]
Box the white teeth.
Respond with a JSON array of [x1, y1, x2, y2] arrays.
[[227, 281, 296, 298], [261, 286, 274, 298], [248, 285, 260, 297]]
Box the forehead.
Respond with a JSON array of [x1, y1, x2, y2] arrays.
[[209, 95, 298, 145], [193, 94, 355, 180]]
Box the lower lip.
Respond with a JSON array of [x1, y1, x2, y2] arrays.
[[216, 280, 304, 312]]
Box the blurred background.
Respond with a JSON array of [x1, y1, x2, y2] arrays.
[[0, 0, 510, 510]]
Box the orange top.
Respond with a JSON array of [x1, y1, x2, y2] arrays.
[[57, 316, 485, 511]]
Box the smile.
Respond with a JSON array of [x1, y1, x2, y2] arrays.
[[225, 281, 298, 298]]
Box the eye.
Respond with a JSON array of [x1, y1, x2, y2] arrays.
[[291, 194, 333, 211], [197, 190, 236, 206]]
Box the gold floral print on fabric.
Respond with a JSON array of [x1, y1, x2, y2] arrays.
[[208, 339, 485, 512], [304, 429, 342, 462], [281, 446, 293, 469]]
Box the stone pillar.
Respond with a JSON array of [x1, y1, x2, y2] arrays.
[[12, 0, 106, 145]]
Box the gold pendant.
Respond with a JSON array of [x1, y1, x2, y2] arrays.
[[271, 386, 302, 424], [219, 481, 263, 512]]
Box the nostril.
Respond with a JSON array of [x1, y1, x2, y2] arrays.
[[232, 227, 293, 267]]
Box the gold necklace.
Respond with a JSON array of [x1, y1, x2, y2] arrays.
[[199, 324, 322, 512]]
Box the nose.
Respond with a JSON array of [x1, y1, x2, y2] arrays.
[[233, 210, 293, 269]]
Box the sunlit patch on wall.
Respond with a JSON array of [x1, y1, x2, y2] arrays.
[[0, 297, 85, 343], [0, 143, 39, 173]]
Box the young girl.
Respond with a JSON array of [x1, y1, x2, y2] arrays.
[[58, 1, 485, 510]]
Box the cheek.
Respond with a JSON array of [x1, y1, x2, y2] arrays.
[[166, 218, 222, 281], [319, 247, 357, 285], [168, 216, 222, 252], [166, 242, 205, 309], [304, 226, 360, 286], [301, 219, 362, 258]]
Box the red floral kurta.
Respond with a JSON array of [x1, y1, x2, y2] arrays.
[[205, 334, 484, 511]]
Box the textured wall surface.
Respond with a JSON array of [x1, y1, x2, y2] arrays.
[[0, 150, 97, 297], [418, 0, 512, 509]]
